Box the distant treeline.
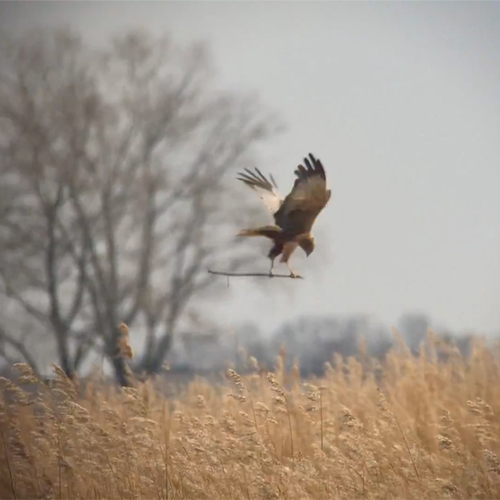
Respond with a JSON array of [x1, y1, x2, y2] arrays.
[[167, 312, 481, 378]]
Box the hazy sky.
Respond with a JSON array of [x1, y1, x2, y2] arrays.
[[1, 1, 499, 337]]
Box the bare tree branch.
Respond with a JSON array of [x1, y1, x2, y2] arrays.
[[0, 28, 282, 383], [207, 270, 304, 279], [0, 326, 41, 378]]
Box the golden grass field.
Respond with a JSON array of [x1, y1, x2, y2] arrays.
[[0, 332, 499, 500]]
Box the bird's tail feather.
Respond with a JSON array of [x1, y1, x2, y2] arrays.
[[237, 225, 282, 239]]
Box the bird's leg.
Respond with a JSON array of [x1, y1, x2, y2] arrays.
[[269, 257, 275, 277], [286, 261, 297, 278]]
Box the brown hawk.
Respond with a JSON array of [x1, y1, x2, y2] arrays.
[[237, 153, 331, 277]]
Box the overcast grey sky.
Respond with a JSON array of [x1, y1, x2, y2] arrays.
[[1, 1, 499, 337]]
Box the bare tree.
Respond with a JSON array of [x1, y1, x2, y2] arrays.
[[0, 28, 281, 385]]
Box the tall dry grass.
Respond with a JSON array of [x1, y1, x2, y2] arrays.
[[1, 332, 499, 499]]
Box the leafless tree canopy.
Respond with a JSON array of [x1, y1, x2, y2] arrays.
[[0, 28, 281, 384]]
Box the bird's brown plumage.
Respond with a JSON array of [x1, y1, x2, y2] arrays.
[[237, 153, 331, 277]]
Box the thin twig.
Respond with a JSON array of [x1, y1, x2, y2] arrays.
[[207, 270, 303, 279], [1, 430, 17, 499], [320, 387, 324, 452], [394, 415, 421, 482]]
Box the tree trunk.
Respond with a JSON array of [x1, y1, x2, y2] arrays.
[[111, 355, 132, 387], [141, 332, 173, 375], [108, 327, 133, 387], [56, 331, 74, 379]]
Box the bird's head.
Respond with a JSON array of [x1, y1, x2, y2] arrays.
[[298, 234, 315, 257]]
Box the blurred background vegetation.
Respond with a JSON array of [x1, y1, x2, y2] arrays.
[[0, 27, 492, 387]]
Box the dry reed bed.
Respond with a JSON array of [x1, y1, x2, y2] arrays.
[[1, 333, 499, 499]]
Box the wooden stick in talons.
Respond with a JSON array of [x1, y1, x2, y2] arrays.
[[207, 270, 303, 279]]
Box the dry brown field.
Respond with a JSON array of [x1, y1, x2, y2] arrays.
[[1, 333, 499, 499]]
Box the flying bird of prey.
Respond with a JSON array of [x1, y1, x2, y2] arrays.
[[237, 153, 331, 278]]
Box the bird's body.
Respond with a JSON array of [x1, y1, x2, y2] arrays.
[[237, 153, 331, 277]]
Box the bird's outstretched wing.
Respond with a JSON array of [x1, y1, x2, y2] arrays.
[[237, 167, 284, 215], [275, 153, 331, 235]]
